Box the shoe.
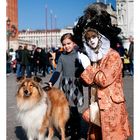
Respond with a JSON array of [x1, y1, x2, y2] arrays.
[[70, 134, 80, 140], [41, 75, 46, 77], [16, 77, 22, 82], [70, 130, 81, 140], [66, 125, 71, 137], [7, 73, 10, 76]]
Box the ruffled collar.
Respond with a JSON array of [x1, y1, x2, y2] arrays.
[[84, 34, 110, 62]]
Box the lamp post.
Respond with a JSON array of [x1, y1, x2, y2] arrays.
[[50, 10, 53, 49], [6, 18, 17, 51], [54, 15, 57, 48]]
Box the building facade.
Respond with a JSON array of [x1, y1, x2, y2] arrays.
[[116, 0, 134, 49], [18, 27, 73, 50], [116, 0, 134, 38]]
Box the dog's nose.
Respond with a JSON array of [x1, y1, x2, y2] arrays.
[[24, 90, 30, 97]]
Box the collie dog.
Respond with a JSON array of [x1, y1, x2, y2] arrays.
[[16, 77, 70, 140]]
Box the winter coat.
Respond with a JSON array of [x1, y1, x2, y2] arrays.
[[80, 48, 132, 140], [21, 49, 31, 65]]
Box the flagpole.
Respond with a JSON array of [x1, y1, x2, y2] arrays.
[[45, 5, 48, 50], [50, 10, 53, 49]]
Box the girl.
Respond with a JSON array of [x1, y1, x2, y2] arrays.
[[46, 33, 90, 140]]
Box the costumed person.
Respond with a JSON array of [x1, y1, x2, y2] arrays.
[[73, 2, 122, 51], [74, 2, 132, 140], [44, 33, 88, 140]]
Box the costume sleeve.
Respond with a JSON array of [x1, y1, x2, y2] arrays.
[[81, 50, 123, 88], [49, 55, 63, 85], [49, 71, 60, 86]]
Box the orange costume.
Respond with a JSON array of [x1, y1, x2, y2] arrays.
[[81, 48, 132, 140]]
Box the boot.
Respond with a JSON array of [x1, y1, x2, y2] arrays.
[[69, 107, 81, 140]]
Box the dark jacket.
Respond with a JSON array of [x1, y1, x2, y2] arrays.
[[128, 42, 134, 60], [39, 49, 47, 65], [21, 49, 31, 65], [16, 49, 22, 63]]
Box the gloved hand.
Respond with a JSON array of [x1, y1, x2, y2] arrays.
[[78, 52, 91, 69]]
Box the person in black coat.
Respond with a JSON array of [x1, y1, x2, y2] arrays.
[[33, 47, 41, 76], [30, 45, 36, 75], [128, 35, 134, 76], [46, 51, 53, 74], [15, 45, 23, 80], [39, 48, 47, 77], [21, 45, 31, 78]]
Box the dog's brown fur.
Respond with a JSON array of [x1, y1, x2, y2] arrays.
[[16, 77, 70, 140]]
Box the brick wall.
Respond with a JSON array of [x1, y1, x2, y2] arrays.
[[6, 0, 18, 40]]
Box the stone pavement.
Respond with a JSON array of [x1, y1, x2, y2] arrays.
[[7, 73, 133, 140]]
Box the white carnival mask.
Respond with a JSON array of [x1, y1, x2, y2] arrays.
[[84, 34, 110, 62], [87, 37, 99, 49]]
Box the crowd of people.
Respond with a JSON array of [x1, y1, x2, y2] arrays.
[[6, 35, 133, 80], [6, 45, 62, 80], [115, 36, 134, 77], [6, 2, 133, 140]]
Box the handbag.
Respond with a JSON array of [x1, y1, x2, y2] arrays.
[[82, 101, 100, 126], [82, 85, 101, 126], [89, 101, 100, 126]]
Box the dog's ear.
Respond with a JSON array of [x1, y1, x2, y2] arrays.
[[32, 76, 42, 83]]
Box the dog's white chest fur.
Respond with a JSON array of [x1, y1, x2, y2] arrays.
[[17, 100, 47, 139]]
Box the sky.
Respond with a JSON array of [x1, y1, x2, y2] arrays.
[[19, 0, 116, 30]]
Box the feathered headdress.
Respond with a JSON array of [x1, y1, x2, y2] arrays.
[[73, 2, 121, 50]]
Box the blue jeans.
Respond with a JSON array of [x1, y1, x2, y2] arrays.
[[16, 63, 22, 78], [21, 64, 31, 78], [6, 62, 11, 73]]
